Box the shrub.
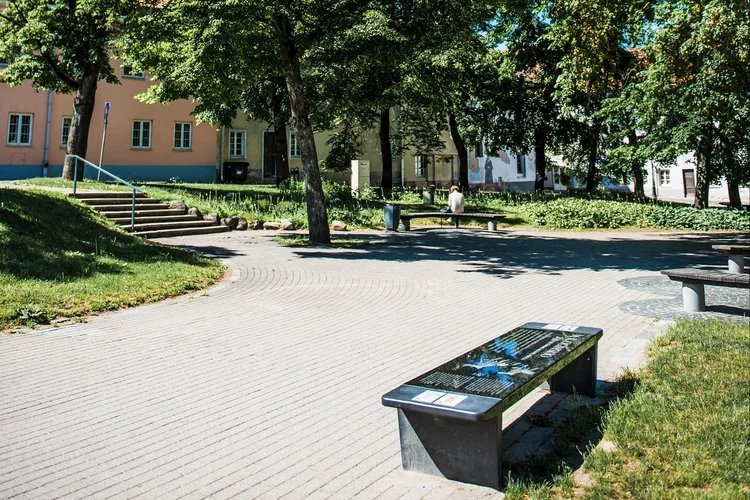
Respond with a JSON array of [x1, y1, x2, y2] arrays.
[[523, 198, 652, 229], [523, 198, 750, 230], [646, 206, 750, 231]]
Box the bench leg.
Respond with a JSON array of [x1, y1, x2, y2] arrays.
[[728, 255, 744, 274], [488, 220, 497, 231], [401, 219, 410, 231], [396, 409, 502, 490], [548, 344, 598, 397], [683, 282, 706, 312]]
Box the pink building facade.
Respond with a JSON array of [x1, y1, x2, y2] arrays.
[[1, 61, 219, 182]]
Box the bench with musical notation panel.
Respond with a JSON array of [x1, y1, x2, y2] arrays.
[[382, 322, 602, 490]]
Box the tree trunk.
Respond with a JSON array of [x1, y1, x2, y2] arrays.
[[448, 114, 468, 189], [276, 15, 330, 243], [272, 113, 289, 186], [62, 72, 98, 180], [628, 133, 645, 197], [533, 128, 547, 191], [586, 136, 598, 193], [379, 108, 392, 198], [694, 133, 712, 209], [727, 180, 742, 209]]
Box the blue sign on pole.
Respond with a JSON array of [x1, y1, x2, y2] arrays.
[[104, 102, 110, 124]]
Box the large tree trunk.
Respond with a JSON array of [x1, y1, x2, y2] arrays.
[[533, 128, 547, 191], [276, 15, 330, 243], [694, 133, 712, 209], [628, 133, 645, 197], [448, 114, 468, 189], [62, 72, 98, 180], [272, 113, 289, 186], [585, 135, 598, 193], [379, 108, 392, 198], [727, 180, 742, 209]]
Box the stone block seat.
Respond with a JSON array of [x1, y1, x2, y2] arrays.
[[661, 268, 750, 312], [712, 245, 749, 273]]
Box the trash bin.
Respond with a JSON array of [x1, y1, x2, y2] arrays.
[[384, 204, 401, 231], [223, 162, 249, 183], [422, 185, 436, 204]]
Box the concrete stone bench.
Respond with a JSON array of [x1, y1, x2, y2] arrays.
[[661, 268, 750, 311], [381, 322, 602, 490], [712, 245, 749, 273], [400, 212, 506, 231]]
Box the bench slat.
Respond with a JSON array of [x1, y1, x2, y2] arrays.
[[662, 268, 750, 288]]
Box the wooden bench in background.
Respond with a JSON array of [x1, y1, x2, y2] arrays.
[[381, 322, 602, 490], [712, 245, 749, 274], [661, 268, 750, 312], [400, 212, 506, 231]]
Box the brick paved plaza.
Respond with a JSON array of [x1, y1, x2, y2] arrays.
[[1, 228, 748, 499]]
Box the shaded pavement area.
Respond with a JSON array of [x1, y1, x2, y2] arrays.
[[1, 227, 747, 499]]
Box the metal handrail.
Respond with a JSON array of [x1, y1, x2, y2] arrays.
[[66, 154, 145, 231]]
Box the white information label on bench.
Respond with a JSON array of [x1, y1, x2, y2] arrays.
[[412, 390, 445, 403], [434, 394, 468, 407], [542, 324, 579, 332]]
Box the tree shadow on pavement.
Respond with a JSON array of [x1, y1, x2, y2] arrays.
[[288, 229, 749, 279]]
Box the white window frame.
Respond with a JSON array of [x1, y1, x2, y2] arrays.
[[659, 170, 671, 186], [132, 120, 152, 149], [228, 129, 246, 158], [61, 116, 72, 148], [7, 113, 33, 146], [174, 122, 192, 150], [122, 61, 145, 79], [289, 130, 301, 158], [415, 155, 426, 177], [516, 153, 527, 177]]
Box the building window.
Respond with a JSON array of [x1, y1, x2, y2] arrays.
[[229, 129, 246, 158], [174, 122, 192, 150], [516, 153, 527, 177], [7, 113, 32, 146], [0, 58, 8, 67], [475, 141, 483, 158], [122, 61, 145, 79], [659, 170, 671, 186], [415, 155, 426, 177], [132, 120, 152, 149], [289, 131, 301, 158], [61, 116, 72, 147]]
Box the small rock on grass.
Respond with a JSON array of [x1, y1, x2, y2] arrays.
[[332, 220, 348, 231], [264, 221, 281, 230]]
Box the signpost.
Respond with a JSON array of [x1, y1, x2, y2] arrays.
[[97, 102, 110, 181]]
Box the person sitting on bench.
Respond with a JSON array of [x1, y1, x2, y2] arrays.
[[447, 185, 465, 223]]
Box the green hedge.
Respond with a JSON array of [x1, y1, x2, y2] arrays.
[[523, 198, 750, 230]]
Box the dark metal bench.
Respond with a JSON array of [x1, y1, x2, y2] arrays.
[[381, 322, 602, 490], [661, 268, 750, 311], [712, 245, 749, 274], [400, 212, 506, 231]]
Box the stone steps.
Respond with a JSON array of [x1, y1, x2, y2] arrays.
[[74, 191, 230, 239]]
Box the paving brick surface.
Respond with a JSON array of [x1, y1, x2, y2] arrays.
[[2, 228, 747, 499]]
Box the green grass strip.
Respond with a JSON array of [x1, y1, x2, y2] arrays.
[[580, 320, 750, 499], [0, 189, 224, 331]]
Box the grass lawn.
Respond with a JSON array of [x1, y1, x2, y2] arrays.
[[16, 177, 532, 230], [506, 319, 750, 499], [0, 188, 225, 331]]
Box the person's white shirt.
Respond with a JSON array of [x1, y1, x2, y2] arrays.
[[448, 190, 465, 213]]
